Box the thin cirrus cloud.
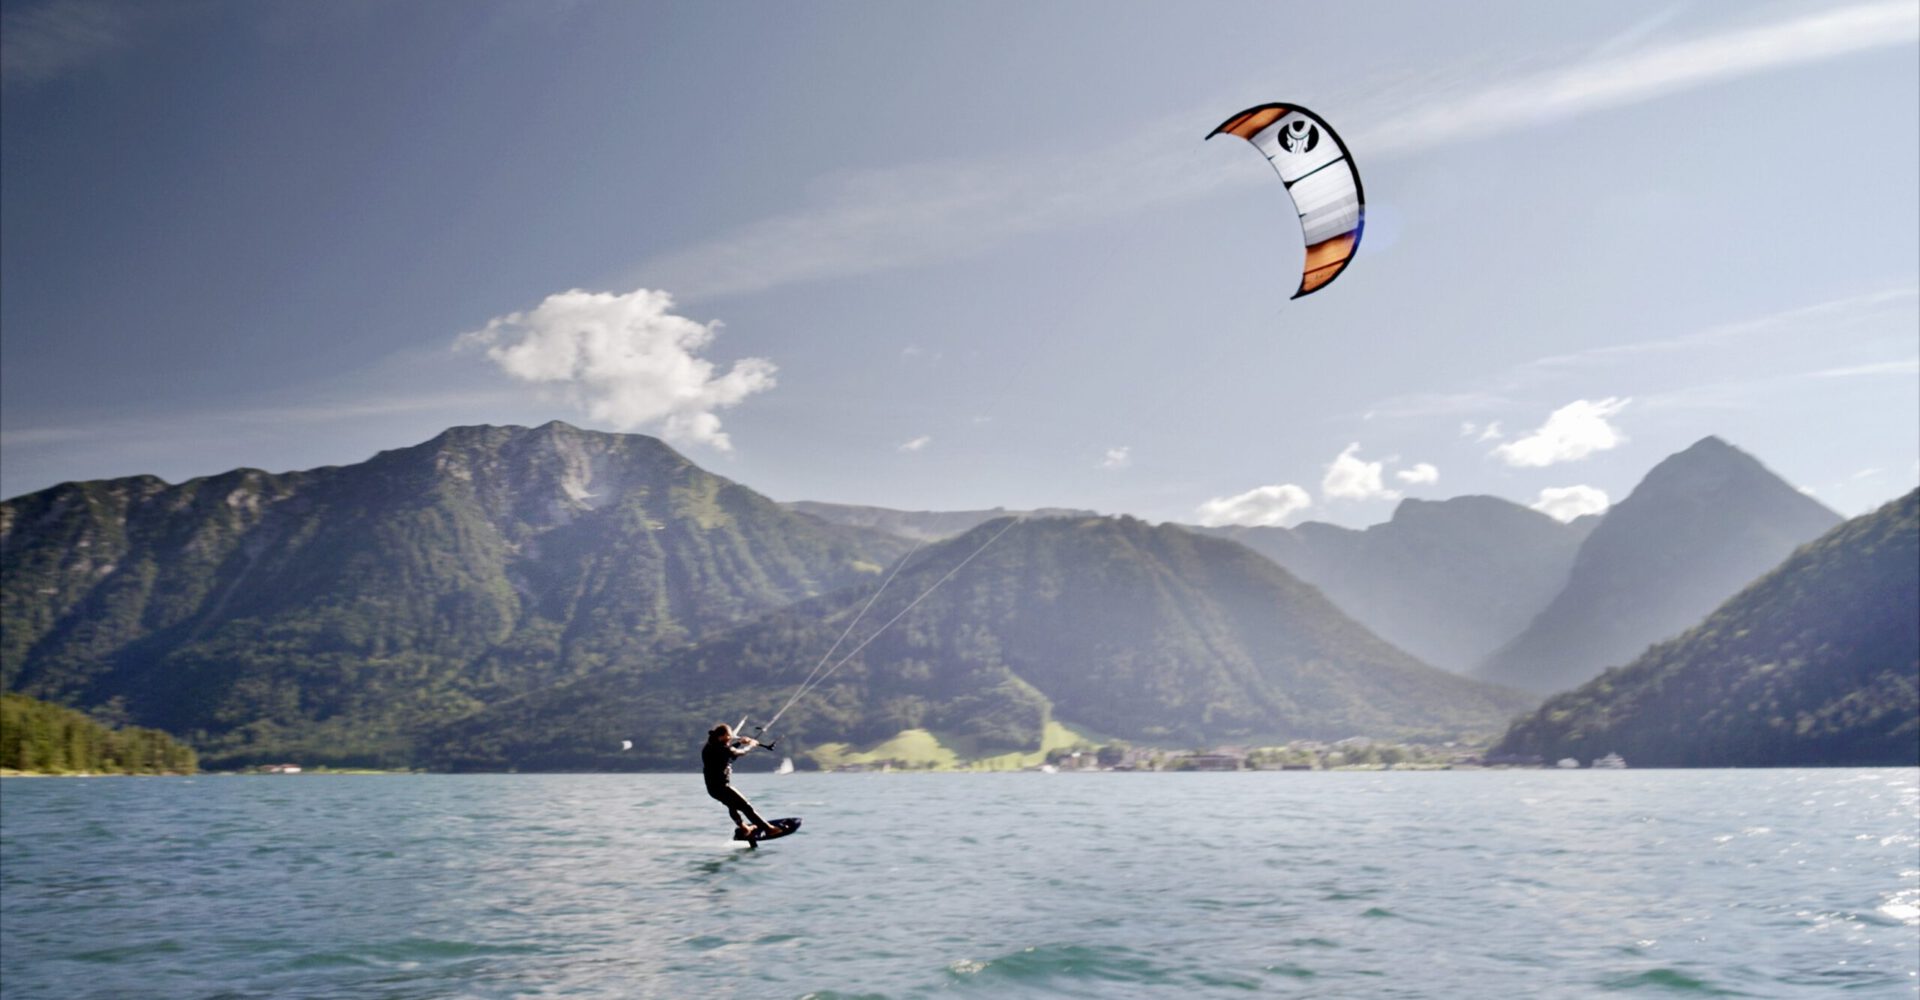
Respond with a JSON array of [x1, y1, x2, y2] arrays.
[[457, 287, 775, 452], [0, 0, 139, 87], [1493, 397, 1630, 468], [1812, 358, 1920, 378], [1102, 445, 1133, 470], [1366, 287, 1919, 423], [636, 2, 1917, 302], [1354, 1, 1917, 155], [1195, 483, 1312, 528]]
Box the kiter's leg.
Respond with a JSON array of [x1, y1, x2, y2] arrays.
[[716, 785, 768, 829]]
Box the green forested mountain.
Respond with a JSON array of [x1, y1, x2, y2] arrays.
[[1188, 496, 1594, 673], [432, 516, 1536, 770], [1, 423, 907, 766], [1, 692, 198, 774], [1493, 489, 1918, 767], [1476, 437, 1841, 695]]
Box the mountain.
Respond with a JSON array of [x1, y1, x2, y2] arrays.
[[1492, 489, 1918, 766], [0, 422, 908, 766], [1187, 496, 1595, 672], [432, 515, 1536, 770], [1475, 437, 1842, 695], [784, 501, 1098, 542]]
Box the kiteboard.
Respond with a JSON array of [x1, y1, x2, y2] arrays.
[[734, 817, 802, 845]]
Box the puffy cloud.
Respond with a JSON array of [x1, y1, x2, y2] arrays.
[[1531, 485, 1610, 522], [1323, 443, 1400, 502], [1196, 484, 1311, 528], [460, 288, 774, 451], [1102, 445, 1132, 470], [899, 435, 932, 452], [1493, 397, 1629, 467], [1396, 462, 1440, 485]]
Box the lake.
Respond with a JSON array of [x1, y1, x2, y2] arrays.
[[2, 770, 1915, 998]]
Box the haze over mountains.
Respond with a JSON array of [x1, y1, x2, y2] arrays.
[[433, 515, 1533, 770], [1475, 437, 1842, 695], [2, 423, 1908, 770], [784, 502, 1096, 542], [1188, 497, 1595, 673], [1495, 489, 1918, 766]]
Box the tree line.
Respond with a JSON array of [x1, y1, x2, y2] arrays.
[[1, 693, 197, 774]]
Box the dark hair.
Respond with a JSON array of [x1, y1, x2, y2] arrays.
[[708, 724, 731, 740]]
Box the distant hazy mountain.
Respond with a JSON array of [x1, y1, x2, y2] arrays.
[[1188, 496, 1595, 672], [0, 423, 907, 766], [1476, 437, 1842, 695], [1493, 489, 1918, 766], [784, 501, 1098, 542], [433, 516, 1535, 770]]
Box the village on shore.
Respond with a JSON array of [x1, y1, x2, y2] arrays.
[[823, 739, 1624, 773]]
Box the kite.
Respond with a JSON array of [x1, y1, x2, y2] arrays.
[[1207, 104, 1364, 299]]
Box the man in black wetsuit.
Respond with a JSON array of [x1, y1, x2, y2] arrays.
[[703, 723, 771, 838]]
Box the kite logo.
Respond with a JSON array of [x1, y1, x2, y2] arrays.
[[1278, 119, 1320, 154]]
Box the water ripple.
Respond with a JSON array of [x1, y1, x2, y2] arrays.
[[1, 769, 1915, 998]]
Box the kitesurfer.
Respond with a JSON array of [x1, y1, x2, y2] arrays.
[[703, 723, 772, 839]]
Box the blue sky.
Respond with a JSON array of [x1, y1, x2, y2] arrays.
[[3, 0, 1916, 528]]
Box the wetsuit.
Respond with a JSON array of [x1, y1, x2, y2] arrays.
[[703, 739, 769, 829]]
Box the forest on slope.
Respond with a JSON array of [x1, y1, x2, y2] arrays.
[[432, 516, 1533, 770]]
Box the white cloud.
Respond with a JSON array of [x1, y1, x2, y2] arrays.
[[1323, 443, 1400, 502], [1396, 462, 1439, 486], [458, 288, 775, 452], [1358, 2, 1919, 155], [1196, 484, 1311, 528], [1102, 446, 1132, 470], [1531, 485, 1611, 522], [899, 435, 932, 453], [1493, 398, 1629, 468]]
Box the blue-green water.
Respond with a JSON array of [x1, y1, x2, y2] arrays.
[[3, 770, 1915, 999]]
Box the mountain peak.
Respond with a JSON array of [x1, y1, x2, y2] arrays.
[[1476, 436, 1844, 694], [1626, 436, 1836, 520]]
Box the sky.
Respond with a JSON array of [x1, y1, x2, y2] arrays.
[[3, 0, 1916, 529]]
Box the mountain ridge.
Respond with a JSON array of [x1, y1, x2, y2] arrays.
[[1492, 488, 1918, 766], [432, 515, 1536, 771], [1475, 436, 1842, 695], [1184, 495, 1595, 673]]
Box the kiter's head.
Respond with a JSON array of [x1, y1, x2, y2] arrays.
[[708, 723, 733, 744]]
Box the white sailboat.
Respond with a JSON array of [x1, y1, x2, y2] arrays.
[[775, 757, 794, 775]]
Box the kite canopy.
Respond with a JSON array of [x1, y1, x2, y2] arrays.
[[1207, 103, 1364, 299]]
